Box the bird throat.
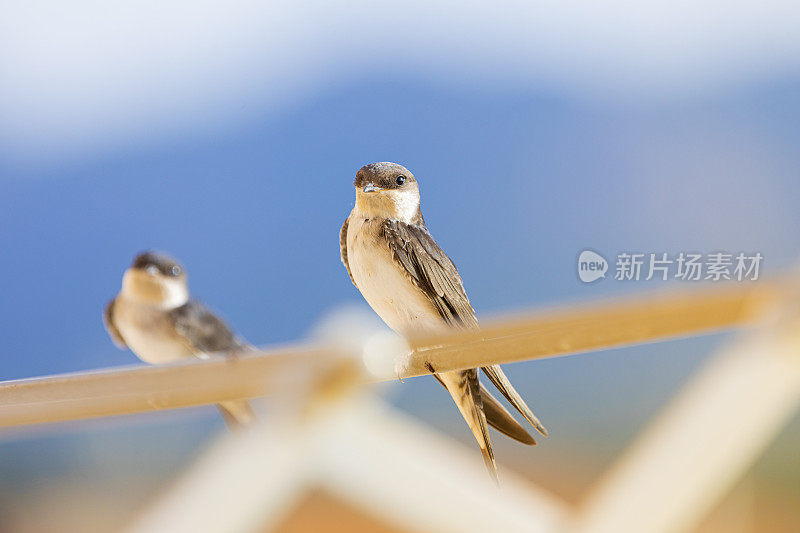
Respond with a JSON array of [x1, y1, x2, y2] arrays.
[[354, 189, 421, 224]]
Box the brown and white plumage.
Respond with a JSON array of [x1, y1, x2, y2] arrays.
[[341, 162, 546, 478], [104, 251, 255, 429]]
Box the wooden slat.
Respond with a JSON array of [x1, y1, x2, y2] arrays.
[[0, 346, 348, 427], [0, 282, 786, 428], [399, 282, 781, 377]]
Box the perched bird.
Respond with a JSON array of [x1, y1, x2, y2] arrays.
[[340, 162, 547, 478], [104, 251, 255, 429]]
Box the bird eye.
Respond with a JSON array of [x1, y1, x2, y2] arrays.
[[170, 266, 182, 277], [395, 175, 406, 186]]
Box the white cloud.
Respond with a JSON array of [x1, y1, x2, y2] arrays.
[[2, 0, 799, 163]]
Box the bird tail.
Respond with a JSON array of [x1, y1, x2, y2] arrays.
[[216, 400, 256, 430], [439, 369, 497, 481], [482, 365, 548, 437], [480, 384, 537, 445], [214, 343, 258, 430]]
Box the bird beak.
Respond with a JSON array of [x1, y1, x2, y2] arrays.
[[362, 183, 383, 193]]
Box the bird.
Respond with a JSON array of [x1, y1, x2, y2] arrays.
[[340, 162, 547, 479], [103, 251, 255, 429]]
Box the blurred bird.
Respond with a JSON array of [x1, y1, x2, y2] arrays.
[[340, 162, 547, 479], [104, 251, 255, 429]]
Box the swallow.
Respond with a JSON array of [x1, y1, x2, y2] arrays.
[[104, 251, 255, 429], [340, 162, 547, 478]]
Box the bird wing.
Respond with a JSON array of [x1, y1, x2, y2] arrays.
[[381, 220, 496, 474], [383, 219, 547, 438], [103, 299, 128, 349], [169, 300, 244, 356], [382, 219, 477, 328], [340, 214, 356, 286], [169, 301, 255, 428]]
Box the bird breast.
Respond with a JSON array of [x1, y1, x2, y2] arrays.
[[112, 297, 195, 364], [346, 215, 441, 335]]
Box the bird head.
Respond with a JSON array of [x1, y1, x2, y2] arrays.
[[353, 162, 420, 223], [121, 251, 189, 308]]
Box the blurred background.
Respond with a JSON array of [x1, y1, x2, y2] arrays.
[[1, 1, 799, 531]]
